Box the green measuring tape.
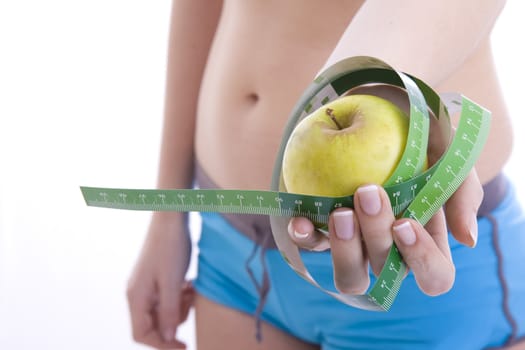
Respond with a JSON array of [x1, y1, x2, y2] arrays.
[[80, 56, 491, 311]]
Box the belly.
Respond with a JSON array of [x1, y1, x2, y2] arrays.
[[195, 1, 513, 190], [195, 0, 361, 190]]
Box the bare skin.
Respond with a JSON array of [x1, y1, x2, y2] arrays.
[[126, 1, 523, 349], [196, 2, 511, 189]]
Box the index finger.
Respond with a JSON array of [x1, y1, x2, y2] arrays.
[[127, 291, 185, 349], [130, 303, 186, 349]]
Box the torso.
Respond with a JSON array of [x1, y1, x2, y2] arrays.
[[195, 0, 513, 190]]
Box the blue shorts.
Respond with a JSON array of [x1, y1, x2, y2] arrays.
[[194, 179, 525, 350]]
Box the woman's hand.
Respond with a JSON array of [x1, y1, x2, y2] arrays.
[[288, 169, 483, 296], [126, 214, 194, 349]]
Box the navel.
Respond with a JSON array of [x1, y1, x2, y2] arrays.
[[246, 92, 260, 104]]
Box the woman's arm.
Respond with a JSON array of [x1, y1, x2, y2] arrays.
[[290, 0, 505, 297], [157, 0, 222, 192], [127, 1, 223, 348], [322, 0, 506, 85]]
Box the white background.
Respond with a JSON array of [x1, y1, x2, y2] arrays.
[[1, 1, 524, 349]]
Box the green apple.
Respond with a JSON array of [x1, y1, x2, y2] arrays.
[[282, 94, 409, 197]]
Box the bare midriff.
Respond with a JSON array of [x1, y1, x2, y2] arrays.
[[195, 0, 513, 191]]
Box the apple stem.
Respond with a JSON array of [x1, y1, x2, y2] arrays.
[[326, 108, 343, 130]]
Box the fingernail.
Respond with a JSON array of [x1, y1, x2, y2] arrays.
[[288, 220, 308, 239], [357, 185, 381, 216], [163, 329, 175, 342], [333, 210, 354, 240], [393, 221, 416, 246], [468, 215, 478, 248]]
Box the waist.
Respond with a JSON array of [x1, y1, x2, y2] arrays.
[[477, 172, 508, 217], [195, 163, 508, 249]]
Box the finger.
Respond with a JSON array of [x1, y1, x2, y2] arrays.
[[392, 219, 455, 296], [424, 208, 452, 261], [126, 287, 178, 349], [444, 169, 483, 247], [353, 184, 396, 276], [329, 208, 370, 294], [179, 281, 195, 323], [126, 281, 153, 340], [288, 217, 331, 251], [158, 281, 186, 347], [134, 325, 185, 350]]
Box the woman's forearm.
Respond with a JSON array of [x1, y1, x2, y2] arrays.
[[321, 0, 506, 86], [156, 0, 222, 190]]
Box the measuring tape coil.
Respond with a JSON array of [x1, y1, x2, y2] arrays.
[[81, 56, 491, 311]]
